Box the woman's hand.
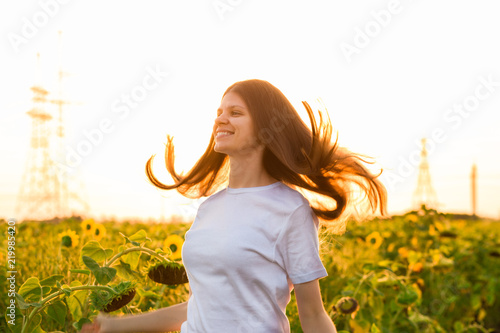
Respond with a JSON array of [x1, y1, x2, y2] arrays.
[[79, 301, 188, 332], [80, 313, 108, 333], [80, 321, 100, 333]]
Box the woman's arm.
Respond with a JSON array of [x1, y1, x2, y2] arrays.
[[80, 301, 188, 333], [294, 279, 337, 333]]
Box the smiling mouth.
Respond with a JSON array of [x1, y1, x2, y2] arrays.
[[216, 131, 234, 138]]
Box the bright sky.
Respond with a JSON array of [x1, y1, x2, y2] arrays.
[[1, 0, 499, 221]]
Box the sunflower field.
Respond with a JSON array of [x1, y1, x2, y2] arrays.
[[1, 206, 499, 333]]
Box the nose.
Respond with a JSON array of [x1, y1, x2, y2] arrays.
[[215, 112, 229, 125]]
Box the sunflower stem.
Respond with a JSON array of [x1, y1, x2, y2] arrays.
[[105, 246, 168, 267], [353, 272, 374, 298]]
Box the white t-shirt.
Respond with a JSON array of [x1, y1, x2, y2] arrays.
[[180, 181, 328, 333]]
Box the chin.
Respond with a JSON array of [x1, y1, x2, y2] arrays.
[[214, 145, 228, 154]]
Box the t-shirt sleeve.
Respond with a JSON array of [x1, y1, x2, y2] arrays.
[[274, 202, 328, 285]]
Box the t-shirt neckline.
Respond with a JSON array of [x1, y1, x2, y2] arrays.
[[226, 181, 281, 194]]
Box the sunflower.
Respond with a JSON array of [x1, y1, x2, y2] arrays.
[[333, 297, 360, 319], [58, 229, 80, 248], [89, 281, 136, 313], [405, 214, 419, 223], [164, 234, 184, 260], [147, 261, 189, 285], [92, 224, 107, 242], [81, 218, 96, 236], [398, 247, 409, 258], [365, 231, 383, 249]]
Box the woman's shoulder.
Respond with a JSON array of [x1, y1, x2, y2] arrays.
[[199, 188, 226, 206], [273, 182, 311, 210]]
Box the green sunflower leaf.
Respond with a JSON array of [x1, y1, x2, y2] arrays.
[[19, 277, 42, 303], [40, 275, 65, 287], [80, 241, 113, 264], [15, 293, 40, 310], [82, 255, 100, 271], [121, 250, 140, 270], [94, 267, 117, 285], [119, 232, 140, 246], [45, 300, 67, 326], [82, 255, 117, 285], [129, 229, 151, 245]]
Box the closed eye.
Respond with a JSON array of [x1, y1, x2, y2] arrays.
[[216, 110, 243, 117]]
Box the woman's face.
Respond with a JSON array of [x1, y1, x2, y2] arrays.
[[213, 91, 260, 157]]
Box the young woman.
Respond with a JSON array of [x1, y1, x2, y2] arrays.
[[81, 79, 387, 332]]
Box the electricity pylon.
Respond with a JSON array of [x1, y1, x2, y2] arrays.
[[15, 33, 89, 221], [15, 54, 61, 220], [412, 138, 438, 210]]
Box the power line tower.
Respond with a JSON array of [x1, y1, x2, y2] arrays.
[[15, 33, 89, 221], [412, 138, 438, 210], [15, 54, 62, 220]]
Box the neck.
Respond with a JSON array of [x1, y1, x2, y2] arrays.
[[227, 152, 277, 189]]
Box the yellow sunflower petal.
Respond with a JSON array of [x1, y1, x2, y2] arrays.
[[93, 224, 107, 242], [59, 229, 80, 248], [365, 231, 383, 249], [164, 234, 184, 260], [81, 218, 96, 236]]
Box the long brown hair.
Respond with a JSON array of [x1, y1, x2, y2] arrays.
[[146, 79, 387, 228]]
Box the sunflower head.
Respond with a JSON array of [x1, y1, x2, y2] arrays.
[[405, 214, 419, 223], [398, 247, 409, 258], [147, 261, 189, 285], [164, 234, 184, 260], [365, 231, 383, 249], [89, 281, 136, 313], [93, 224, 107, 242], [333, 297, 360, 316], [81, 218, 96, 236], [58, 229, 80, 248]]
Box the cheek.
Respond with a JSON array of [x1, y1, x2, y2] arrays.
[[249, 124, 259, 142]]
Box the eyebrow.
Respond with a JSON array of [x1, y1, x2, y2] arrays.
[[217, 104, 247, 111]]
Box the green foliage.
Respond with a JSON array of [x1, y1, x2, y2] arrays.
[[45, 300, 66, 326], [1, 212, 498, 332], [80, 241, 113, 265], [0, 223, 189, 333], [18, 277, 42, 304], [302, 208, 500, 332], [82, 256, 117, 285]]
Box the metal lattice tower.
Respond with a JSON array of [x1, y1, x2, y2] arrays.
[[15, 54, 62, 220], [16, 34, 89, 220], [412, 138, 438, 210]]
